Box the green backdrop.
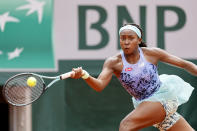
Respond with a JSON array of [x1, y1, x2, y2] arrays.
[[0, 0, 55, 70]]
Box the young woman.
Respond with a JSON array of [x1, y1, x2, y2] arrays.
[[70, 23, 196, 131]]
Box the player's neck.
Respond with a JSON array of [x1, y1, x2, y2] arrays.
[[124, 49, 140, 64]]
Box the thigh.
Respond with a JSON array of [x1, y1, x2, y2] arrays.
[[168, 116, 194, 131], [123, 101, 166, 128]]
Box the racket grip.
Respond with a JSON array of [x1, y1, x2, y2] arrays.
[[60, 71, 74, 80]]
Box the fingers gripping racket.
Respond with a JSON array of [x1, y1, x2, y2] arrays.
[[2, 71, 73, 106]]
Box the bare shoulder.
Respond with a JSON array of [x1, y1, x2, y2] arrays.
[[141, 47, 163, 55], [141, 47, 195, 70], [141, 47, 185, 63], [141, 47, 165, 59], [141, 47, 166, 64], [103, 53, 123, 76], [104, 53, 122, 68]]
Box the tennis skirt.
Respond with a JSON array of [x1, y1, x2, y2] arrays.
[[132, 74, 194, 108]]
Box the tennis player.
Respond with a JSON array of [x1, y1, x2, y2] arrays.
[[71, 23, 196, 131]]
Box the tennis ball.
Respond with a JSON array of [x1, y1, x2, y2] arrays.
[[27, 77, 37, 87]]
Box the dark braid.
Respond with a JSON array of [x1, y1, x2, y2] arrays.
[[122, 23, 147, 47]]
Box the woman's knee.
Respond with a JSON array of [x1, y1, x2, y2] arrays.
[[119, 114, 142, 131], [119, 102, 166, 131]]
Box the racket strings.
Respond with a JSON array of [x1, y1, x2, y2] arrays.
[[4, 74, 44, 105]]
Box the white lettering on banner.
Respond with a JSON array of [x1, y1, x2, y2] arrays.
[[54, 0, 197, 60]]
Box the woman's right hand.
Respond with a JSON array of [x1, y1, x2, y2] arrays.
[[70, 67, 84, 79]]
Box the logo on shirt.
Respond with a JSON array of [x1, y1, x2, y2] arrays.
[[125, 67, 133, 71]]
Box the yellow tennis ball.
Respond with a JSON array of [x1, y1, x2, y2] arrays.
[[27, 77, 37, 87]]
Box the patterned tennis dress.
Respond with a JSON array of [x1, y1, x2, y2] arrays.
[[118, 47, 194, 131]]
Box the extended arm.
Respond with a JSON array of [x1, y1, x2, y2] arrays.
[[71, 58, 115, 92], [152, 48, 197, 76]]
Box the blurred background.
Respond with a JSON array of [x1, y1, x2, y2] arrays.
[[0, 0, 197, 131]]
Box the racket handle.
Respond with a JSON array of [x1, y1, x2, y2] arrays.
[[60, 71, 74, 80]]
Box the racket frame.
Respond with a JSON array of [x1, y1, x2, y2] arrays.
[[2, 72, 67, 106]]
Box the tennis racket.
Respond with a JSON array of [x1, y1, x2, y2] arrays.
[[2, 71, 74, 106]]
